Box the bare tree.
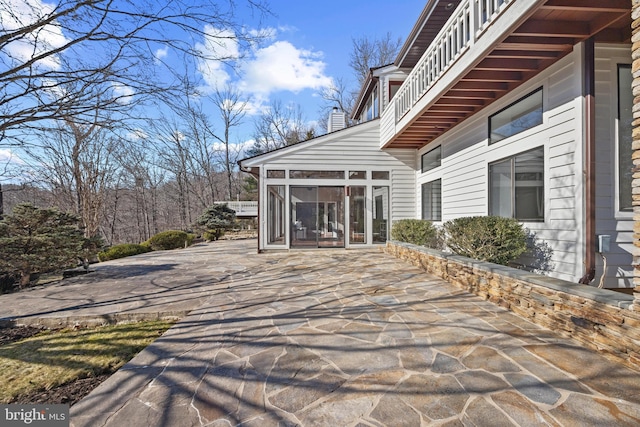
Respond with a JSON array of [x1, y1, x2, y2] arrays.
[[114, 139, 167, 243], [349, 32, 403, 85], [249, 100, 316, 156], [210, 84, 249, 199], [0, 0, 270, 222], [22, 114, 121, 238], [317, 32, 402, 131], [154, 118, 194, 230], [0, 0, 270, 143], [318, 76, 358, 132]]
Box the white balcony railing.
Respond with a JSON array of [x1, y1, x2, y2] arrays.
[[394, 0, 513, 123], [215, 201, 258, 216]]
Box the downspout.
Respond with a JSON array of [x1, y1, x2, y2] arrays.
[[238, 162, 261, 253], [579, 37, 596, 285]]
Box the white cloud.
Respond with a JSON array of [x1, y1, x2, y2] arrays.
[[111, 82, 135, 104], [195, 26, 240, 90], [0, 149, 28, 182], [240, 41, 332, 95], [154, 46, 169, 63], [209, 139, 255, 160], [0, 148, 25, 165], [194, 24, 332, 99], [127, 129, 148, 141], [0, 0, 70, 70]]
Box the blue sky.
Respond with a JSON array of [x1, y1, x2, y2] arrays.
[[0, 0, 426, 167], [194, 0, 426, 146]]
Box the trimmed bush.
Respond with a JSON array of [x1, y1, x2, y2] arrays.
[[391, 219, 441, 248], [442, 216, 527, 265], [203, 230, 224, 241], [0, 273, 18, 294], [145, 230, 193, 251], [98, 244, 151, 261]]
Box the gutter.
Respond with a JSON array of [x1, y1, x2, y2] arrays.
[[579, 37, 596, 285]]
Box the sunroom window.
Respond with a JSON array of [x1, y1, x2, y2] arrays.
[[489, 88, 543, 144]]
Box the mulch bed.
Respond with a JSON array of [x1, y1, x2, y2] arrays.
[[1, 326, 109, 405]]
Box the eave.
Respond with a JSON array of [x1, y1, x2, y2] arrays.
[[383, 0, 631, 149]]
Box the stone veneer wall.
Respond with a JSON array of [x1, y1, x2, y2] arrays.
[[385, 240, 640, 370], [632, 0, 640, 311]]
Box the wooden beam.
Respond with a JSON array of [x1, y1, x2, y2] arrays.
[[413, 118, 460, 125], [452, 81, 509, 91], [540, 0, 629, 13], [444, 90, 496, 99], [429, 105, 477, 112], [435, 98, 485, 107], [514, 20, 590, 38], [463, 70, 522, 82], [489, 50, 560, 60], [415, 111, 468, 117], [499, 36, 575, 51], [475, 58, 539, 71]]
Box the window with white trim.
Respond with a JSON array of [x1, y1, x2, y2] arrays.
[[489, 147, 544, 221], [422, 179, 442, 221]]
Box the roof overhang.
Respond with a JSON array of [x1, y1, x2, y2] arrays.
[[386, 0, 631, 149], [396, 0, 464, 68], [351, 64, 399, 120]]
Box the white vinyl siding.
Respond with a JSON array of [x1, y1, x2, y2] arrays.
[[246, 120, 416, 249], [417, 47, 583, 282], [593, 45, 634, 288]]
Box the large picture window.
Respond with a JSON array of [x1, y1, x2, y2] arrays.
[[489, 147, 544, 221], [489, 88, 543, 144], [618, 64, 632, 212], [422, 179, 442, 221]]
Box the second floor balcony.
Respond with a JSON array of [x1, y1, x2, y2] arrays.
[[381, 0, 630, 149]]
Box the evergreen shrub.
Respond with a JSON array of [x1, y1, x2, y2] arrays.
[[196, 204, 236, 241], [442, 216, 527, 265], [98, 244, 151, 261], [145, 230, 193, 251], [0, 273, 18, 294], [391, 219, 441, 248], [203, 230, 224, 241]]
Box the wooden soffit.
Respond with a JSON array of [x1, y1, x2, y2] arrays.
[[388, 0, 631, 149]]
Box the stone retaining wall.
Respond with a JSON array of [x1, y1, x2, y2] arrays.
[[385, 240, 640, 370]]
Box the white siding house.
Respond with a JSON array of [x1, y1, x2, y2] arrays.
[[239, 0, 633, 289], [240, 120, 415, 250]]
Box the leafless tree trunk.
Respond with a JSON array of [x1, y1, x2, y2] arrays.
[[22, 113, 120, 238], [349, 32, 403, 85], [210, 84, 249, 200], [0, 0, 269, 144]]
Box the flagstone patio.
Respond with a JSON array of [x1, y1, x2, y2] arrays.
[[2, 239, 639, 425]]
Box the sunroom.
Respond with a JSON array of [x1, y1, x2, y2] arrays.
[[239, 120, 415, 251]]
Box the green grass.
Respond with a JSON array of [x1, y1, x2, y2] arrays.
[[0, 320, 175, 403]]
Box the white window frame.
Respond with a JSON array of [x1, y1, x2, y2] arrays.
[[488, 146, 545, 222], [614, 62, 633, 217]]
